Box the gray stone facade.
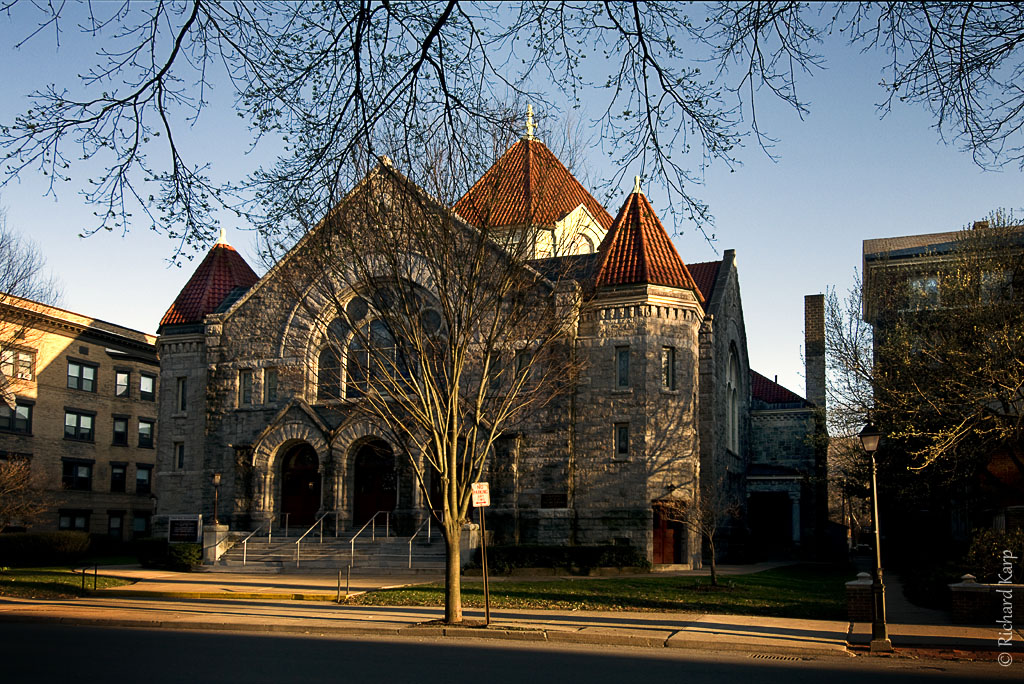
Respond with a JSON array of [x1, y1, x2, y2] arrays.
[[153, 158, 823, 566]]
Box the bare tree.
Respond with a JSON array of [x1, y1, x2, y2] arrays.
[[4, 2, 1021, 258], [259, 148, 586, 623], [661, 472, 740, 587], [0, 209, 61, 406], [0, 456, 48, 530]]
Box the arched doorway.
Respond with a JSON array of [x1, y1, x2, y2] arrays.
[[353, 439, 397, 526], [281, 444, 321, 528]]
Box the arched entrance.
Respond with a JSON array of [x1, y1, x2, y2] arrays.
[[353, 439, 397, 526], [281, 444, 321, 528]]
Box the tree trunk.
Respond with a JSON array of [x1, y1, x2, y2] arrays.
[[443, 523, 463, 624], [708, 538, 718, 587]]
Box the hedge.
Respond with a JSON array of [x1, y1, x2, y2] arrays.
[[472, 544, 649, 574], [0, 532, 92, 567]]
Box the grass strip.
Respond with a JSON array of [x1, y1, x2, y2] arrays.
[[0, 567, 133, 599], [345, 564, 849, 620]]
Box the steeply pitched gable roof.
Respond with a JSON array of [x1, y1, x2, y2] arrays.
[[687, 259, 722, 302], [453, 138, 614, 231], [593, 189, 703, 300], [159, 242, 259, 330], [750, 370, 811, 408]]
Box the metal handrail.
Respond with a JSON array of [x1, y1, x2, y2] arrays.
[[240, 524, 266, 566], [294, 511, 336, 567], [348, 510, 391, 567], [407, 515, 438, 568]]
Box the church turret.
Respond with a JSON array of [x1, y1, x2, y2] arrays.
[[573, 179, 705, 567], [154, 232, 260, 534], [453, 109, 612, 257]]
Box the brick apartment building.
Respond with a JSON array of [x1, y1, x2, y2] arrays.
[[0, 295, 159, 539]]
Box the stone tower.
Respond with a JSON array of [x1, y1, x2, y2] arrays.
[[572, 179, 706, 565], [154, 234, 259, 529]]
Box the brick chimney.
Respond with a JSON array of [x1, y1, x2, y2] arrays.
[[804, 294, 826, 409]]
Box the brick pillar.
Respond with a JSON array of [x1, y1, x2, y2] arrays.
[[804, 294, 826, 409]]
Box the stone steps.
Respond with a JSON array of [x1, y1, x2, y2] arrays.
[[213, 530, 446, 574]]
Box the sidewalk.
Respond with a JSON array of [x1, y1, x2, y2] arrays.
[[0, 566, 1017, 659]]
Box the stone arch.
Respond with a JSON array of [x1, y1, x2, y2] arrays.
[[250, 421, 330, 525]]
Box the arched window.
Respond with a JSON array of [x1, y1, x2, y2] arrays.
[[726, 347, 740, 453], [315, 317, 349, 401], [346, 319, 414, 398], [317, 347, 342, 401]]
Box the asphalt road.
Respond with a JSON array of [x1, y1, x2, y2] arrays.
[[0, 623, 1013, 684]]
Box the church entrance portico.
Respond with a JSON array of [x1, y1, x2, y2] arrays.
[[352, 439, 397, 527], [280, 443, 322, 528]]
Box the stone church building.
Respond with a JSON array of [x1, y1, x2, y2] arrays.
[[153, 127, 825, 566]]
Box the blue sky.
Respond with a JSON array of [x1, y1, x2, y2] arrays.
[[1, 7, 1020, 399]]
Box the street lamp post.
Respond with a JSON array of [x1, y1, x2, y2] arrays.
[[212, 472, 222, 525], [859, 422, 893, 653]]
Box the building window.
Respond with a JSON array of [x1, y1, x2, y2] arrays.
[[138, 419, 154, 448], [115, 371, 130, 397], [112, 416, 129, 446], [907, 275, 940, 309], [239, 369, 254, 405], [176, 376, 187, 412], [662, 346, 676, 391], [64, 410, 95, 441], [62, 460, 93, 490], [174, 442, 186, 470], [1, 349, 35, 381], [981, 269, 1014, 303], [614, 423, 629, 458], [0, 401, 32, 434], [318, 347, 342, 401], [140, 374, 156, 401], [110, 463, 127, 493], [616, 346, 630, 388], [58, 510, 90, 531], [67, 361, 97, 392], [135, 464, 153, 495], [108, 512, 124, 540], [264, 369, 278, 403], [132, 513, 151, 536], [726, 348, 740, 453]]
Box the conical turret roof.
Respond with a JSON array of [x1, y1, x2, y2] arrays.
[[159, 239, 259, 330], [454, 138, 614, 231], [594, 186, 703, 301]]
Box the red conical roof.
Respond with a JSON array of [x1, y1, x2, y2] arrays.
[[594, 190, 703, 301], [159, 242, 259, 328], [454, 138, 614, 231]]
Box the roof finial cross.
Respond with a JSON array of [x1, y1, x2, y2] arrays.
[[526, 104, 536, 140], [633, 175, 642, 194]]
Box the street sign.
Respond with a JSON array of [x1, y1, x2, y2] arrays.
[[471, 481, 490, 507]]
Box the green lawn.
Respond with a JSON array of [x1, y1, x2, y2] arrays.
[[348, 564, 850, 619], [0, 567, 132, 599]]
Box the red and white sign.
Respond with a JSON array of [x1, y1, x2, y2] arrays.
[[471, 481, 490, 507]]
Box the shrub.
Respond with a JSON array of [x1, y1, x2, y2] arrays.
[[963, 528, 1024, 584], [0, 532, 91, 567], [474, 544, 649, 574], [135, 538, 201, 571], [167, 543, 202, 571]]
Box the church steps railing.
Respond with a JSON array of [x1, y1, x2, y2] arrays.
[[407, 514, 441, 569], [349, 511, 391, 567], [294, 511, 338, 568], [240, 524, 267, 566]]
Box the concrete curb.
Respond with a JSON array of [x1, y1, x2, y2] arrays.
[[0, 610, 853, 658]]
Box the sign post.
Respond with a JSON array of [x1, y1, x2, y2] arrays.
[[471, 481, 491, 626]]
